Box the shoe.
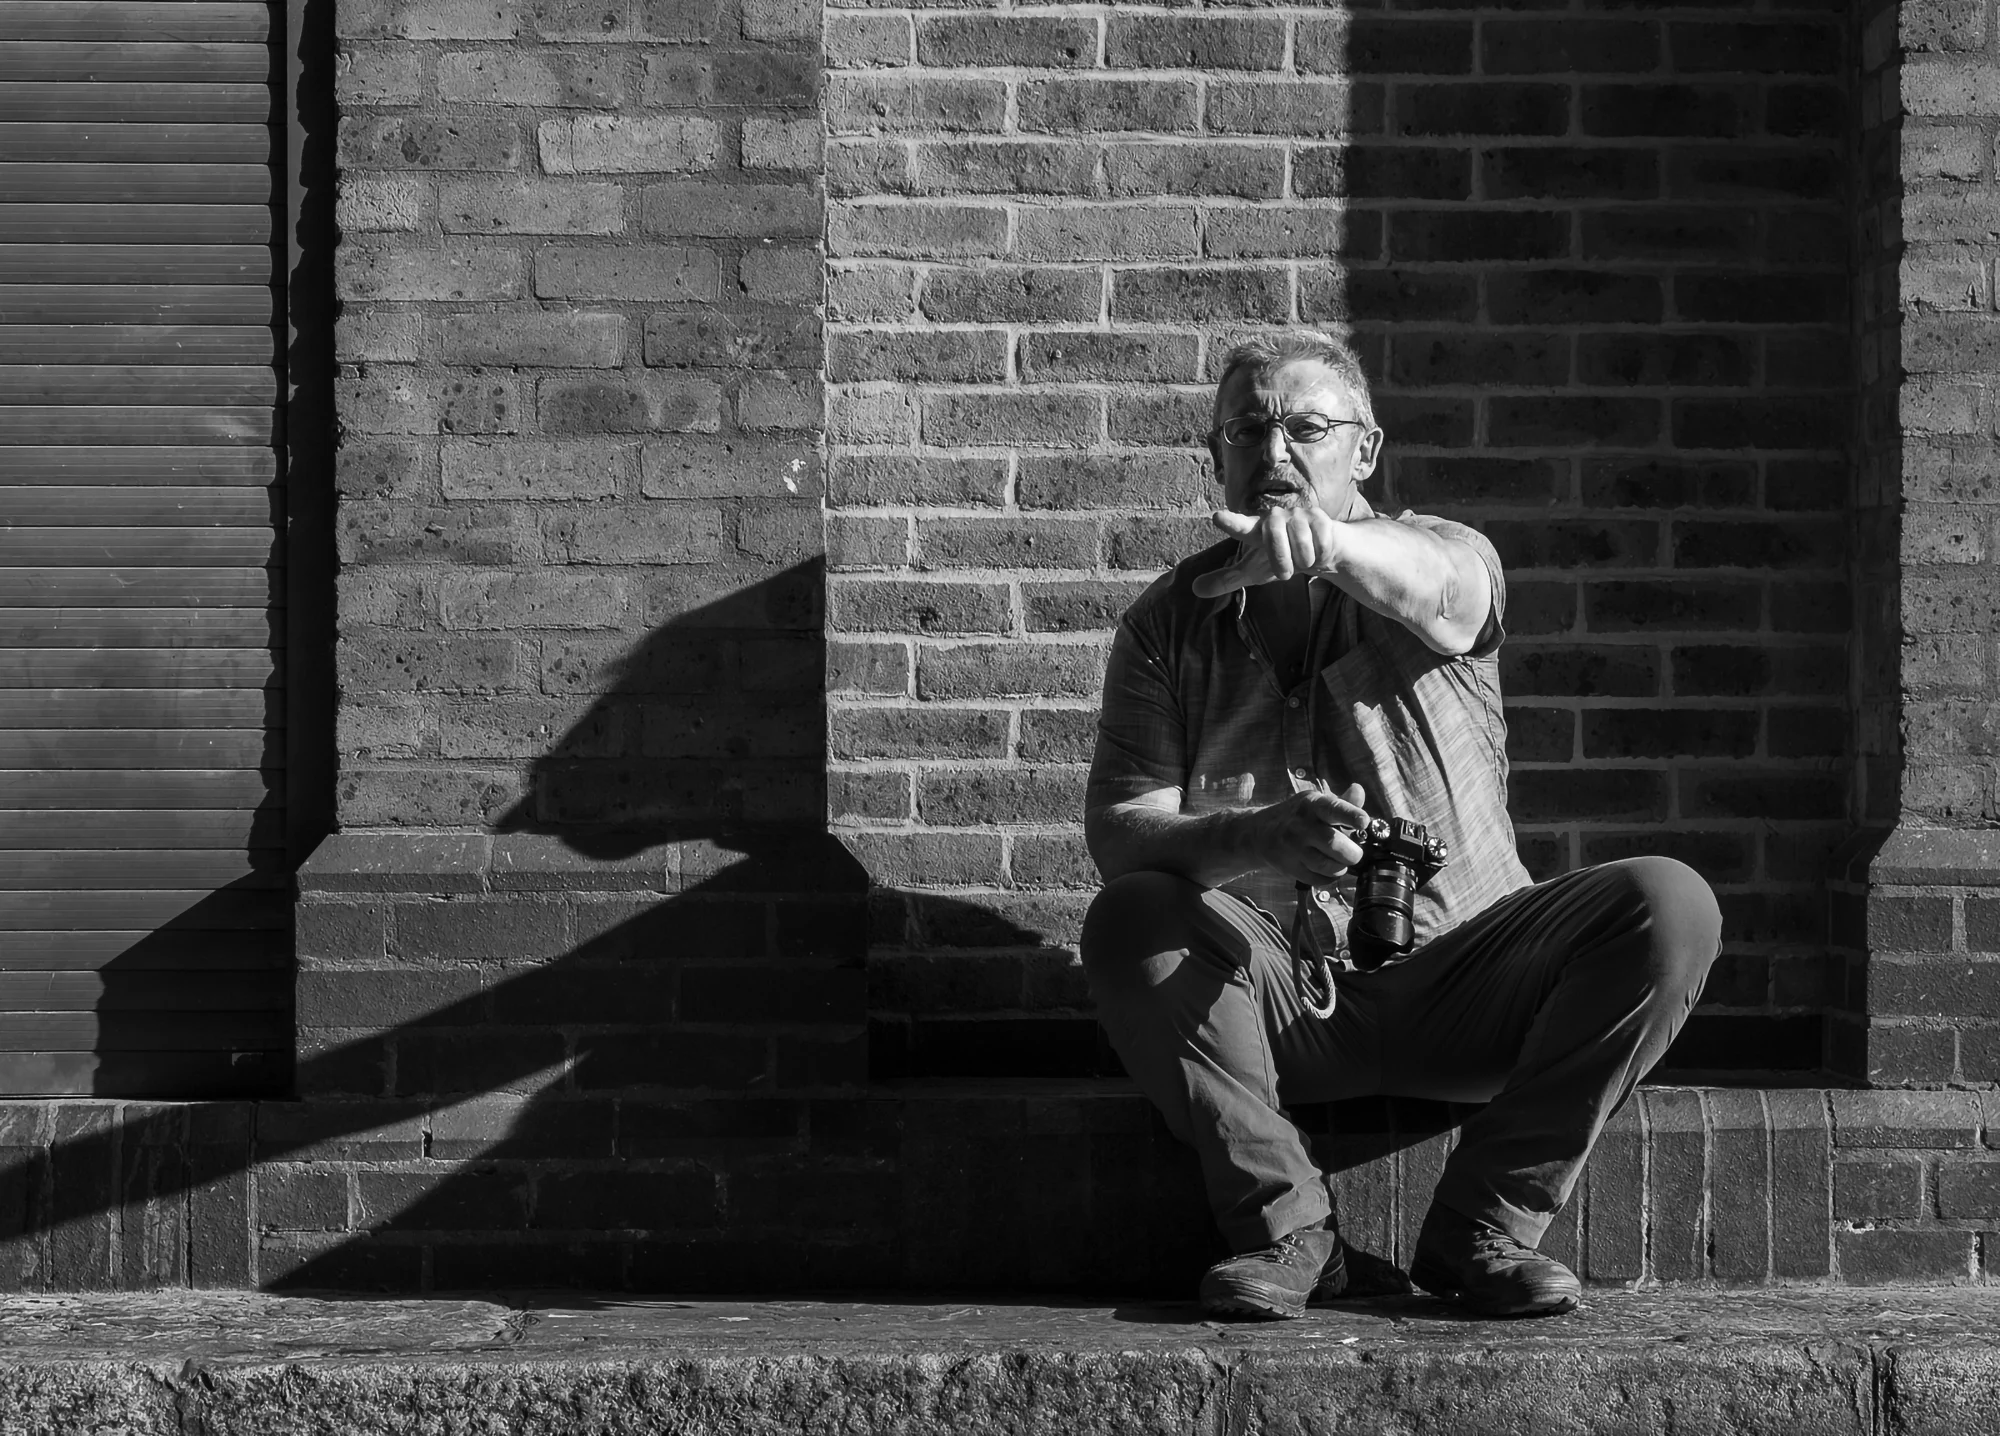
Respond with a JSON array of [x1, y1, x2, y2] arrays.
[[1409, 1203, 1580, 1318], [1199, 1222, 1346, 1320]]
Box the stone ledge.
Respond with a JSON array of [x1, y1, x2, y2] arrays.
[[0, 1290, 1996, 1435], [1855, 824, 2000, 887]]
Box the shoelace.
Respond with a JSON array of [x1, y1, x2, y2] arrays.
[[1467, 1227, 1534, 1263], [1255, 1229, 1329, 1266]]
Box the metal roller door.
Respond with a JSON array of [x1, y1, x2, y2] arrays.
[[0, 0, 287, 1095]]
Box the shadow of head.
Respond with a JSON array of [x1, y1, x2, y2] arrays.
[[490, 559, 830, 862]]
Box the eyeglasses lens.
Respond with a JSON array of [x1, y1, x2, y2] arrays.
[[1223, 415, 1334, 446]]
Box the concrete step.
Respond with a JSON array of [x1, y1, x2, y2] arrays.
[[0, 1289, 1995, 1434]]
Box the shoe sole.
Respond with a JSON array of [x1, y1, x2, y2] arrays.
[[1408, 1256, 1579, 1319], [1199, 1277, 1308, 1321]]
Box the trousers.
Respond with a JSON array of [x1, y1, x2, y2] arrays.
[[1079, 857, 1721, 1254]]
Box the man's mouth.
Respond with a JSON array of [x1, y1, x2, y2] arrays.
[[1248, 475, 1305, 509]]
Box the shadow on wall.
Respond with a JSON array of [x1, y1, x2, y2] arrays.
[[16, 560, 1124, 1290]]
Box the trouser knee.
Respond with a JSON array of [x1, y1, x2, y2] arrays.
[[1613, 855, 1722, 1000], [1080, 870, 1205, 998]]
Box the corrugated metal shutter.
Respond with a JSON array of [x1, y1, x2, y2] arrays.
[[0, 0, 287, 1096]]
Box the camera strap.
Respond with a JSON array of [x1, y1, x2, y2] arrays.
[[1290, 881, 1339, 1019], [1288, 583, 1355, 1020]]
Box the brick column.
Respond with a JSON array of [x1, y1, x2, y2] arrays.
[[1837, 0, 2000, 1085], [304, 0, 865, 1282]]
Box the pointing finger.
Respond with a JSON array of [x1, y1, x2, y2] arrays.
[[1210, 510, 1259, 538]]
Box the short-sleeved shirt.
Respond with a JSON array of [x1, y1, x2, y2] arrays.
[[1087, 501, 1533, 965]]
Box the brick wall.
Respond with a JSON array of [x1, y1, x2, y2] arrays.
[[1837, 0, 2000, 1086], [1896, 0, 1999, 836], [314, 0, 869, 1277], [825, 0, 1853, 1078], [0, 0, 1990, 1293], [332, 0, 825, 837]]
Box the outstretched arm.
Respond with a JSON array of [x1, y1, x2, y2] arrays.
[[1191, 509, 1493, 656]]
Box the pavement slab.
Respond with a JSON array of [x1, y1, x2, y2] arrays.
[[0, 1288, 1993, 1434]]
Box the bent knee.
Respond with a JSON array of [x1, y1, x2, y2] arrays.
[[1081, 870, 1206, 979], [1606, 856, 1722, 990]]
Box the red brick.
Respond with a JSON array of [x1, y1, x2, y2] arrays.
[[1767, 1089, 1831, 1278], [1583, 1101, 1642, 1281], [1645, 1089, 1706, 1281], [918, 767, 1088, 826], [1111, 14, 1285, 70], [1834, 1160, 1925, 1220], [1707, 1090, 1768, 1282], [1836, 1228, 1974, 1284], [1395, 83, 1568, 137], [920, 265, 1102, 323], [917, 643, 1105, 701], [1019, 78, 1199, 134], [918, 15, 1096, 68]]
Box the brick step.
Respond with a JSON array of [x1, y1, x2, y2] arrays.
[[2, 1083, 1993, 1292]]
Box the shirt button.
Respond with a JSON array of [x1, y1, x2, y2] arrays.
[[1314, 889, 1331, 903], [1287, 696, 1302, 709], [1292, 767, 1311, 782]]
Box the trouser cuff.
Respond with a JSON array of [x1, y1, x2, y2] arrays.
[[1428, 1173, 1553, 1250], [1223, 1181, 1333, 1254]]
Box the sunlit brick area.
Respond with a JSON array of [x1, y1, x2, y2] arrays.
[[821, 0, 1856, 1081]]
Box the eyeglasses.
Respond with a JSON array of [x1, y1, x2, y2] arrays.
[[1209, 412, 1366, 448]]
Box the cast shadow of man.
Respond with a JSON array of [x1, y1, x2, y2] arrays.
[[9, 559, 1073, 1292], [272, 558, 1057, 1290]]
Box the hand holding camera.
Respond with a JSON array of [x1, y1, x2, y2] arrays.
[[1247, 783, 1371, 885], [1266, 783, 1450, 1017]]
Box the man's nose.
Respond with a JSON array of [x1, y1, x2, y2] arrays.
[[1259, 421, 1289, 459]]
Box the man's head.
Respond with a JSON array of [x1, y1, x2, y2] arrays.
[[1208, 331, 1383, 522]]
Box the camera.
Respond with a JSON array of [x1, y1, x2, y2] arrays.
[[1346, 816, 1450, 970]]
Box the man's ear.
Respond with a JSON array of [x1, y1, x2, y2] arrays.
[[1351, 426, 1384, 484]]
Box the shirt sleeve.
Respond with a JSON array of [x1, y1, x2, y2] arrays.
[[1396, 510, 1508, 660], [1087, 617, 1187, 810]]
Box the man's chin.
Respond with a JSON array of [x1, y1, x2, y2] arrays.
[[1246, 492, 1306, 514]]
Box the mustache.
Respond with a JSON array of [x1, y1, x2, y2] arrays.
[[1246, 468, 1305, 496]]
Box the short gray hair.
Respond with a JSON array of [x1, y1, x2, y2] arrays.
[[1215, 331, 1376, 430]]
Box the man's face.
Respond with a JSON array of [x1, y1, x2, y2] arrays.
[[1208, 358, 1383, 522]]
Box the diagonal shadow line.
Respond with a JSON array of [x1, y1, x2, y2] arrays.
[[0, 559, 1068, 1288]]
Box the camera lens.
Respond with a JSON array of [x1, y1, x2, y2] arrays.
[[1348, 857, 1419, 970]]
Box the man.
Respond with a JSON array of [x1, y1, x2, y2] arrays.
[[1081, 331, 1720, 1320]]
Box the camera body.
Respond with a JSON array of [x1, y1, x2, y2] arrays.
[[1346, 816, 1449, 970]]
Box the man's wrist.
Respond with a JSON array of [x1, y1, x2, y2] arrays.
[[1212, 805, 1266, 876]]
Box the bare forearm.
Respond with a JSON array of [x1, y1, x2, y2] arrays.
[[1085, 802, 1261, 888], [1322, 518, 1488, 654]]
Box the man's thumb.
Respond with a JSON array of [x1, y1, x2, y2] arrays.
[[1211, 510, 1257, 536], [1190, 565, 1250, 600]]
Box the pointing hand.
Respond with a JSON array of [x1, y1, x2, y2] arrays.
[[1191, 507, 1346, 600]]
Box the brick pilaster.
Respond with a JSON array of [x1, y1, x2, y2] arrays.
[[1839, 0, 2000, 1086]]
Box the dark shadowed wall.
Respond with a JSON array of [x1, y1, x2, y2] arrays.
[[820, 0, 1854, 1080]]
